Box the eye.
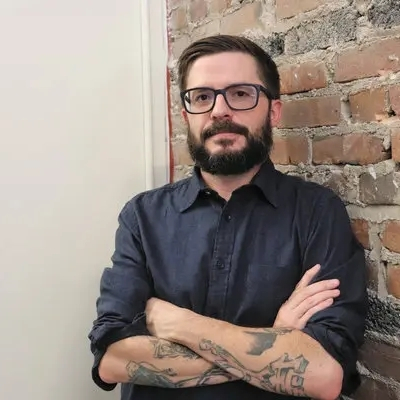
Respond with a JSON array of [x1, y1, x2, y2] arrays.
[[234, 90, 249, 97], [194, 93, 212, 103]]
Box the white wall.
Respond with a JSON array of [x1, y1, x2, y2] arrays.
[[0, 1, 168, 399]]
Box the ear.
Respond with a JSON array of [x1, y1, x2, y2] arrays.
[[269, 100, 282, 128], [181, 108, 189, 124]]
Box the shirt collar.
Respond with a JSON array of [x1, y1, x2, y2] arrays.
[[178, 167, 207, 212], [178, 158, 279, 213], [250, 158, 279, 208]]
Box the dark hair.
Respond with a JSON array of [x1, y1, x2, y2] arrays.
[[177, 34, 280, 99]]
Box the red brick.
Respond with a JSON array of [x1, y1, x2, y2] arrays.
[[279, 96, 341, 128], [220, 2, 262, 35], [343, 133, 387, 165], [349, 88, 387, 123], [276, 0, 326, 19], [334, 38, 400, 83], [382, 220, 400, 253], [351, 219, 371, 249], [392, 129, 400, 162], [279, 62, 327, 95], [190, 0, 207, 22], [169, 6, 188, 30], [387, 265, 400, 299], [313, 133, 387, 165], [270, 136, 309, 165], [312, 136, 343, 164], [389, 85, 400, 115], [172, 141, 193, 166], [210, 0, 231, 14]]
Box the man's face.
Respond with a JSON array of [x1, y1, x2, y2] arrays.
[[182, 52, 282, 175]]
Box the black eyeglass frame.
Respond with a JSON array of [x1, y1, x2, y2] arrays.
[[180, 83, 272, 115]]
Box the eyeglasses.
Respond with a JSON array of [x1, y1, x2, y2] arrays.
[[180, 83, 271, 114]]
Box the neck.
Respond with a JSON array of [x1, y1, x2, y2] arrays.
[[201, 164, 262, 201]]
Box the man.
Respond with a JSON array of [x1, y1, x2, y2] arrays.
[[88, 34, 367, 400]]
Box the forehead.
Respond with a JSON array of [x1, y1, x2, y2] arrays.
[[186, 51, 262, 89]]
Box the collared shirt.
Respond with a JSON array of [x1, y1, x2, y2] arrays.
[[88, 159, 368, 400]]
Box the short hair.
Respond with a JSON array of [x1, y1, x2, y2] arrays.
[[177, 34, 280, 99]]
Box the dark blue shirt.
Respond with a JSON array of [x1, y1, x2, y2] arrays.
[[88, 159, 367, 400]]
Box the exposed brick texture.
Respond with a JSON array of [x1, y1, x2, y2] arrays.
[[167, 0, 400, 397], [351, 219, 371, 249], [389, 85, 400, 115], [279, 62, 327, 94], [189, 0, 207, 22], [312, 133, 387, 165], [334, 38, 400, 83], [276, 0, 327, 19], [270, 135, 309, 165], [393, 129, 400, 162], [220, 2, 262, 35], [382, 220, 400, 253], [387, 265, 400, 298], [349, 88, 387, 123], [279, 96, 341, 128]]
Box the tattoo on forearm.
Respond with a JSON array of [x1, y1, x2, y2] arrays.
[[126, 360, 236, 388], [150, 339, 200, 360], [245, 328, 292, 356], [126, 361, 177, 388], [199, 338, 309, 396]]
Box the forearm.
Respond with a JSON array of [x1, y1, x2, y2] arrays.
[[170, 315, 343, 400], [99, 335, 237, 388]]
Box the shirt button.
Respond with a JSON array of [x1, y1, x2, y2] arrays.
[[216, 260, 225, 269], [225, 214, 232, 221]]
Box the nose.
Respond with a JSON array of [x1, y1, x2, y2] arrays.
[[210, 93, 233, 120]]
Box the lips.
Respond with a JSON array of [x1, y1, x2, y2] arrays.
[[212, 132, 240, 139]]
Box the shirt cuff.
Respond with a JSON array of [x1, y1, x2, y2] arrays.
[[90, 312, 149, 391]]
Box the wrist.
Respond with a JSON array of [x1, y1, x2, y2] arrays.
[[169, 308, 201, 343]]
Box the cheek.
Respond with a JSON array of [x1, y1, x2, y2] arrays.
[[188, 118, 206, 138]]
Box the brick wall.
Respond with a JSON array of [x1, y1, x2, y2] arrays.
[[166, 0, 400, 397]]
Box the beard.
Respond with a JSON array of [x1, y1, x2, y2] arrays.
[[187, 117, 273, 176]]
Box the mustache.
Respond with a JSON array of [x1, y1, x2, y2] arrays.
[[201, 120, 249, 142]]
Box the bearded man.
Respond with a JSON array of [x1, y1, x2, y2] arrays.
[[88, 34, 367, 400]]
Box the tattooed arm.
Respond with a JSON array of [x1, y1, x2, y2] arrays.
[[99, 335, 237, 388], [146, 300, 344, 400]]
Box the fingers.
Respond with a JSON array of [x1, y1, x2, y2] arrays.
[[289, 278, 340, 309], [299, 298, 335, 327], [295, 288, 340, 317], [295, 264, 321, 290]]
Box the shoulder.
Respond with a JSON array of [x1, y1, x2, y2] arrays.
[[121, 177, 192, 216], [276, 170, 346, 214]]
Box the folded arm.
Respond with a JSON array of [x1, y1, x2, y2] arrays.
[[147, 303, 343, 400], [88, 200, 235, 390], [99, 335, 237, 388], [146, 193, 368, 400]]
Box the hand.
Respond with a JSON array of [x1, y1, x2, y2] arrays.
[[273, 264, 340, 330], [145, 298, 193, 341]]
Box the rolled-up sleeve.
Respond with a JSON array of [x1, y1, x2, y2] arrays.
[[88, 200, 153, 390], [300, 193, 368, 395]]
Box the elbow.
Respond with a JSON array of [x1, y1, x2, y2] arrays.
[[316, 361, 343, 400], [98, 352, 118, 384]]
